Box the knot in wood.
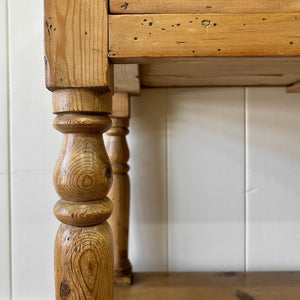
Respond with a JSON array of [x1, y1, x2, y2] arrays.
[[53, 133, 113, 201], [60, 281, 70, 298], [105, 164, 113, 179]]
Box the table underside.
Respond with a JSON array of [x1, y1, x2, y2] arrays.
[[139, 58, 300, 89], [109, 2, 300, 91]]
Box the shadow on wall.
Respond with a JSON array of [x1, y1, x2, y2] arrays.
[[112, 87, 300, 272]]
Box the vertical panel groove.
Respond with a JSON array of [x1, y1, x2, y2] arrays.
[[244, 87, 248, 272], [0, 0, 12, 298], [6, 0, 12, 296], [166, 89, 169, 272], [128, 90, 169, 272], [167, 88, 245, 271], [5, 0, 12, 298], [246, 88, 300, 271]]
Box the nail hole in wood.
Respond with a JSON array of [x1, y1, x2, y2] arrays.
[[202, 20, 211, 27]]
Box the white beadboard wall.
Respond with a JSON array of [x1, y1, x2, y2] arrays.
[[0, 0, 11, 299], [2, 1, 300, 299]]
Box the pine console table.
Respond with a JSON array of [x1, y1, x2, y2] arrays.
[[44, 1, 300, 299]]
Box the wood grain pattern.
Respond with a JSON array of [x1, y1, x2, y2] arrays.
[[44, 0, 114, 298], [140, 58, 300, 87], [52, 90, 114, 300], [110, 0, 300, 14], [53, 115, 112, 201], [53, 89, 112, 114], [54, 198, 113, 227], [114, 65, 140, 95], [110, 93, 130, 118], [115, 272, 300, 299], [55, 223, 113, 299], [107, 93, 132, 286], [44, 0, 112, 90], [109, 13, 300, 63]]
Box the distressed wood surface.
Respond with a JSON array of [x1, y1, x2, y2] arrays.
[[52, 89, 112, 114], [140, 58, 300, 88], [115, 272, 300, 299], [110, 0, 300, 14], [55, 223, 113, 299], [44, 0, 114, 298], [114, 65, 140, 95], [52, 91, 114, 299], [44, 0, 112, 90], [109, 13, 300, 63], [107, 93, 132, 286]]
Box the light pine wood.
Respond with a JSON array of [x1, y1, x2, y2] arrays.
[[44, 0, 114, 299], [55, 223, 113, 299], [114, 65, 140, 95], [110, 0, 300, 14], [109, 93, 130, 118], [287, 81, 300, 93], [115, 272, 300, 300], [109, 13, 300, 63], [107, 93, 132, 286], [44, 0, 112, 90], [52, 89, 112, 114], [52, 91, 114, 300], [140, 59, 300, 88]]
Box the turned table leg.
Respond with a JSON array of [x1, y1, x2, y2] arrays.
[[52, 90, 114, 299], [107, 93, 133, 285], [44, 0, 114, 298]]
